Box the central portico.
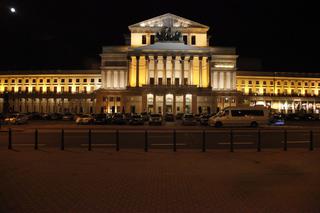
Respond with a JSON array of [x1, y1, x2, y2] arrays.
[[97, 13, 238, 114]]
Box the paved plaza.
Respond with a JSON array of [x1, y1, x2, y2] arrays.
[[0, 149, 320, 212]]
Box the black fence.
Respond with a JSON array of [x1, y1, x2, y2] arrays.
[[0, 128, 318, 152]]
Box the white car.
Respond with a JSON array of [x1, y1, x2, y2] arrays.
[[75, 114, 93, 125]]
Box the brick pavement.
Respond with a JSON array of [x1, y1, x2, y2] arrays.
[[0, 149, 320, 212]]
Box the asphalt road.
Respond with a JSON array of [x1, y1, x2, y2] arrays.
[[0, 120, 319, 150]]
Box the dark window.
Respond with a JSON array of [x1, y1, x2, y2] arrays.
[[4, 80, 8, 83], [61, 79, 65, 83], [183, 35, 188, 44], [47, 79, 50, 83], [61, 87, 64, 93], [158, 78, 163, 85], [54, 79, 58, 83], [76, 86, 79, 93], [167, 78, 171, 85], [32, 87, 36, 92], [248, 81, 252, 84], [68, 86, 72, 93], [25, 87, 28, 92], [263, 81, 266, 85], [184, 78, 188, 85], [83, 87, 87, 93], [270, 81, 273, 85], [12, 79, 15, 83], [69, 79, 72, 83], [18, 87, 22, 92], [76, 79, 80, 83], [32, 79, 36, 83], [175, 78, 179, 86], [98, 79, 102, 82], [83, 79, 87, 83], [54, 87, 57, 93], [150, 35, 155, 44], [91, 79, 94, 83], [39, 87, 43, 93], [150, 78, 155, 85], [142, 35, 147, 44], [191, 36, 196, 45], [18, 79, 22, 83], [231, 110, 264, 117], [39, 79, 43, 83], [109, 97, 114, 102], [256, 81, 259, 85], [26, 79, 29, 83], [116, 97, 121, 102], [47, 87, 50, 92]]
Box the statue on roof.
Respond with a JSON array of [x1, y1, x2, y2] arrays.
[[156, 27, 182, 42]]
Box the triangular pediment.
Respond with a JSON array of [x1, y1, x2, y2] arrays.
[[129, 13, 209, 30]]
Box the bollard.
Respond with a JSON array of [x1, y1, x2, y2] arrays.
[[309, 130, 314, 151], [8, 128, 12, 150], [173, 129, 177, 152], [202, 130, 206, 152], [257, 129, 261, 152], [34, 129, 38, 150], [61, 129, 64, 150], [116, 130, 119, 151], [230, 129, 234, 152], [144, 130, 148, 152], [88, 129, 92, 151], [283, 129, 287, 151]]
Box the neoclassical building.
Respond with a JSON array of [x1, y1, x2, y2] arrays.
[[1, 13, 320, 114]]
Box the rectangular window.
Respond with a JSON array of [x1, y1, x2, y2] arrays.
[[68, 86, 72, 93], [109, 97, 114, 102], [167, 78, 171, 85], [32, 87, 36, 92], [54, 79, 58, 83], [61, 87, 64, 93], [183, 35, 188, 44], [26, 79, 29, 83], [25, 87, 29, 93], [61, 79, 65, 83], [32, 79, 36, 83], [18, 87, 22, 92], [18, 79, 22, 83], [150, 78, 155, 85], [184, 78, 188, 85], [39, 79, 43, 83], [98, 79, 101, 82], [5, 79, 8, 83], [39, 87, 43, 93], [142, 35, 147, 44], [158, 78, 163, 85], [69, 79, 72, 83], [12, 79, 15, 83], [191, 35, 196, 45], [83, 79, 87, 83], [175, 78, 179, 86], [47, 79, 50, 83], [248, 81, 252, 85], [11, 87, 14, 92], [91, 79, 94, 83], [83, 87, 87, 93], [54, 87, 57, 93], [47, 87, 50, 92], [76, 79, 80, 83], [116, 97, 121, 102], [150, 35, 155, 44], [76, 86, 79, 93]]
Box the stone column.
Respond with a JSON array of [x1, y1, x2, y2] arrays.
[[189, 57, 193, 85], [146, 56, 149, 85], [183, 95, 186, 113], [171, 56, 175, 85], [181, 56, 185, 85], [173, 94, 176, 115], [199, 56, 202, 87], [136, 56, 140, 87], [154, 56, 158, 85], [163, 56, 167, 85], [163, 94, 166, 114], [127, 57, 131, 87], [208, 57, 212, 88]]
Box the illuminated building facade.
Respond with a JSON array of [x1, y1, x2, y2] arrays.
[[0, 14, 319, 114]]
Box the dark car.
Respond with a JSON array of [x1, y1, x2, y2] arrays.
[[141, 112, 149, 121], [62, 113, 74, 121], [129, 114, 144, 125], [175, 113, 184, 120], [149, 114, 163, 125], [112, 113, 127, 125], [199, 114, 211, 125], [164, 113, 174, 122], [93, 113, 108, 125], [50, 113, 63, 120], [182, 114, 197, 126]]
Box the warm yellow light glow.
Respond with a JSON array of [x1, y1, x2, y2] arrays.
[[192, 57, 200, 87], [130, 57, 137, 87], [201, 57, 209, 87], [139, 56, 146, 86], [215, 64, 235, 68]]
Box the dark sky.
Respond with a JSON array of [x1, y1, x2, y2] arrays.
[[0, 0, 319, 71]]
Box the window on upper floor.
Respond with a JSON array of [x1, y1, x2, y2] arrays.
[[142, 35, 147, 44], [18, 79, 22, 83], [191, 36, 196, 45], [291, 82, 294, 86], [305, 82, 308, 86], [69, 79, 72, 83], [83, 79, 87, 83], [241, 80, 245, 84], [32, 79, 36, 83], [150, 35, 155, 44], [277, 81, 280, 85], [312, 82, 315, 87], [47, 79, 50, 83], [248, 80, 252, 85], [76, 79, 80, 83], [98, 79, 101, 82], [11, 79, 15, 83], [284, 81, 287, 86], [256, 81, 259, 85], [61, 79, 65, 83], [91, 79, 94, 83], [4, 79, 8, 83], [298, 82, 301, 86], [263, 81, 266, 85], [40, 79, 43, 83], [270, 81, 273, 85], [183, 35, 188, 45], [54, 79, 58, 83]]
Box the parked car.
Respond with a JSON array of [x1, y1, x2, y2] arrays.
[[141, 112, 150, 121], [93, 113, 108, 125], [149, 114, 163, 125], [50, 113, 63, 120], [175, 113, 184, 120], [269, 114, 285, 126], [4, 114, 29, 124], [112, 113, 127, 125], [128, 114, 144, 125], [182, 113, 197, 126], [164, 113, 174, 122], [75, 114, 93, 125], [199, 114, 211, 125], [62, 113, 74, 121]]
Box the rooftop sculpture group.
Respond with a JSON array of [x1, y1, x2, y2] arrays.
[[155, 27, 182, 42]]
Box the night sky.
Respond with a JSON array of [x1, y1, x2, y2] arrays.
[[0, 0, 319, 72]]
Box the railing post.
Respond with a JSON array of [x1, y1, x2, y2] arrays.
[[144, 130, 148, 152], [116, 130, 119, 151], [202, 130, 206, 152], [61, 129, 64, 151], [230, 129, 234, 152], [309, 130, 314, 151], [88, 129, 92, 151], [8, 128, 12, 150], [173, 129, 177, 152], [257, 129, 261, 152], [35, 129, 38, 150], [283, 129, 287, 151]]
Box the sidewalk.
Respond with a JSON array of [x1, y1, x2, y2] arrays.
[[0, 149, 320, 212]]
